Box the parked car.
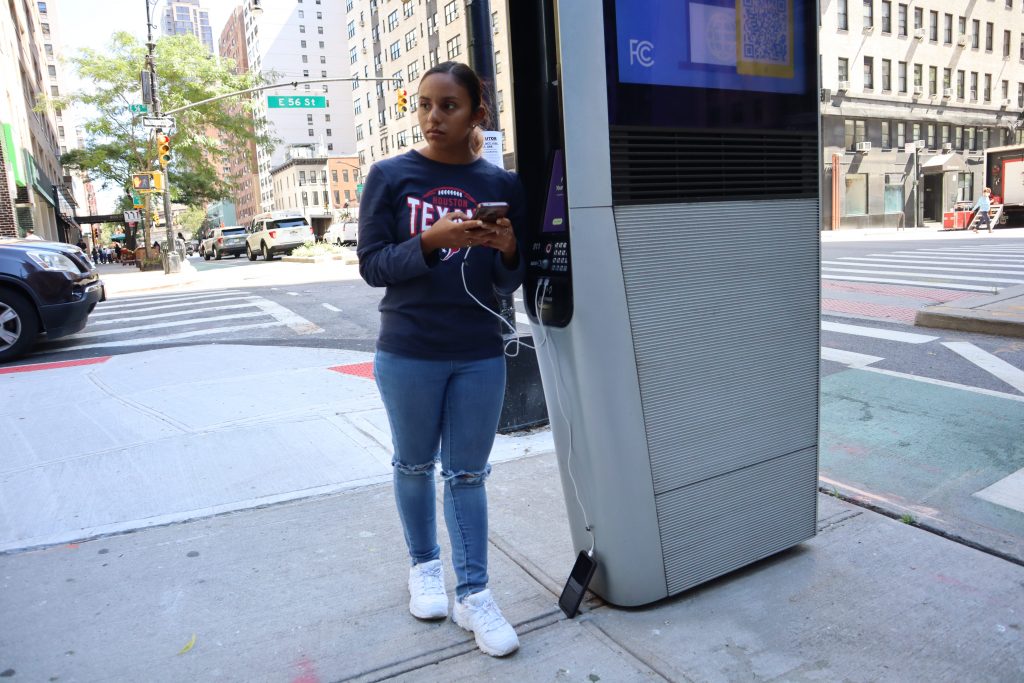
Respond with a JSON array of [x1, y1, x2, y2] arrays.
[[324, 221, 358, 246], [245, 210, 314, 261], [201, 226, 248, 260], [0, 238, 104, 363]]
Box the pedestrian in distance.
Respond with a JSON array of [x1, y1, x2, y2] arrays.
[[971, 187, 993, 233], [23, 229, 42, 240], [357, 61, 526, 658]]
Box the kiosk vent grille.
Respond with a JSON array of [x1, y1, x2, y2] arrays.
[[609, 127, 818, 205]]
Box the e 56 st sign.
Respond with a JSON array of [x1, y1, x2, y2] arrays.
[[268, 96, 326, 108]]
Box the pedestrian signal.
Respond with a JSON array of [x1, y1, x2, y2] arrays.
[[156, 133, 171, 167], [132, 172, 154, 191], [396, 89, 408, 113]]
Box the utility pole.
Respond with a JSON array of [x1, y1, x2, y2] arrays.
[[467, 0, 516, 337], [144, 0, 181, 274]]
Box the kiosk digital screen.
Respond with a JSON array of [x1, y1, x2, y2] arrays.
[[615, 0, 805, 95], [603, 0, 817, 131]]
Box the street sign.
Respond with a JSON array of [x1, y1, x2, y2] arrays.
[[267, 95, 327, 108], [143, 116, 174, 128], [131, 191, 143, 208], [129, 104, 148, 113], [123, 210, 142, 223]]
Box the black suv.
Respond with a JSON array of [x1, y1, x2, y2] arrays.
[[0, 239, 104, 363]]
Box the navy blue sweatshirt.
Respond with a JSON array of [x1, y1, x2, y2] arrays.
[[357, 150, 527, 360]]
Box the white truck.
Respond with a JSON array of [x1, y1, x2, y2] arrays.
[[984, 144, 1024, 226]]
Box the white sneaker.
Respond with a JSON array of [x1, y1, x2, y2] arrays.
[[453, 589, 520, 657], [408, 559, 448, 619]]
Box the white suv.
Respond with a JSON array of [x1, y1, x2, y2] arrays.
[[246, 210, 314, 261], [201, 226, 248, 260]]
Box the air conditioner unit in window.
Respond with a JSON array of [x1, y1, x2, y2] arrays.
[[913, 85, 923, 97], [1002, 99, 1012, 107], [942, 88, 952, 98], [862, 24, 874, 34], [914, 27, 925, 40], [837, 79, 850, 92], [942, 143, 953, 153], [957, 34, 967, 46], [970, 90, 977, 100], [855, 141, 872, 152]]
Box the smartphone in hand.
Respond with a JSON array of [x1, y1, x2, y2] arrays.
[[474, 202, 509, 224]]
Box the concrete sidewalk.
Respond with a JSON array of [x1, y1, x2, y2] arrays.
[[916, 283, 1024, 338], [2, 344, 1023, 681]]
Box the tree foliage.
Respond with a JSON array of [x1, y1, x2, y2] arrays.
[[52, 32, 275, 211]]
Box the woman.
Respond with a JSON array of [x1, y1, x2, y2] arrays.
[[357, 62, 526, 657]]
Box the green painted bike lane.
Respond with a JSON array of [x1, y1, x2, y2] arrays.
[[821, 368, 1024, 563]]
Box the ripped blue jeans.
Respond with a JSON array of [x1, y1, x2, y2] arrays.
[[374, 350, 506, 600]]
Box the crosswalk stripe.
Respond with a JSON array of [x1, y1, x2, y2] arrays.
[[896, 250, 1024, 259], [98, 290, 245, 306], [842, 256, 1024, 268], [250, 298, 323, 335], [37, 322, 289, 352], [821, 320, 937, 343], [879, 254, 1024, 264], [821, 347, 883, 367], [822, 274, 997, 292], [822, 266, 1024, 284], [90, 303, 260, 325], [91, 295, 260, 317], [68, 311, 267, 339], [824, 260, 1024, 275], [941, 342, 1024, 394]]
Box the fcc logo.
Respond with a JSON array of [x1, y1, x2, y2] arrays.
[[629, 39, 654, 67]]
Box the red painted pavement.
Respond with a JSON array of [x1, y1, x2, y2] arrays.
[[821, 298, 918, 323], [822, 280, 976, 303], [0, 356, 112, 375], [329, 361, 375, 380]]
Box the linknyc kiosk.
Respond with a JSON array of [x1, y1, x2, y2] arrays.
[[509, 0, 821, 606]]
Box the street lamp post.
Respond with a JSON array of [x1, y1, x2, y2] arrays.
[[144, 0, 181, 274]]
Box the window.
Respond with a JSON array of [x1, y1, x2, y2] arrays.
[[319, 41, 324, 48], [318, 26, 323, 34], [390, 41, 400, 60], [1019, 83, 1024, 108], [446, 35, 461, 60], [881, 1, 891, 32], [1020, 34, 1024, 61], [913, 7, 922, 29], [308, 128, 315, 136], [497, 90, 505, 112], [864, 57, 874, 89], [943, 14, 952, 44], [405, 29, 416, 51], [883, 175, 904, 214], [898, 61, 907, 92], [958, 70, 965, 99], [943, 68, 951, 92], [412, 125, 423, 143], [316, 12, 321, 20], [404, 2, 413, 18], [388, 10, 398, 31], [844, 174, 868, 216], [881, 59, 891, 90], [898, 4, 907, 36], [838, 57, 849, 82], [929, 66, 937, 96], [881, 121, 891, 148], [307, 114, 314, 124], [326, 129, 332, 136], [298, 9, 304, 18], [444, 1, 459, 25], [303, 69, 310, 78], [957, 172, 974, 203], [1004, 31, 1011, 58], [299, 171, 307, 185], [356, 124, 364, 141], [896, 122, 906, 148], [941, 124, 950, 145], [958, 16, 966, 38], [47, 64, 56, 77], [913, 63, 922, 88], [343, 169, 349, 182], [972, 20, 980, 49], [928, 11, 937, 41], [838, 0, 848, 29], [1003, 80, 1010, 101], [300, 24, 305, 33], [302, 191, 308, 207], [984, 74, 991, 102], [863, 0, 873, 29], [927, 123, 936, 149], [844, 118, 866, 150], [347, 21, 355, 39], [986, 23, 993, 51], [495, 50, 502, 73], [426, 14, 437, 35], [971, 72, 978, 100], [912, 123, 921, 143], [408, 61, 419, 82], [302, 54, 308, 63]]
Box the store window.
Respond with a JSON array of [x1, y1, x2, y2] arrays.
[[844, 174, 868, 216]]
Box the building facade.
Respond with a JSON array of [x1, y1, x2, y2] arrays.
[[0, 0, 82, 241], [244, 0, 357, 213], [158, 0, 215, 54], [327, 155, 360, 209], [217, 5, 260, 228], [821, 0, 1024, 229], [344, 0, 518, 182]]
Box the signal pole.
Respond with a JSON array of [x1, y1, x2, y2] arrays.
[[144, 0, 180, 273]]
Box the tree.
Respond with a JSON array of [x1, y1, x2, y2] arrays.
[[51, 32, 276, 243]]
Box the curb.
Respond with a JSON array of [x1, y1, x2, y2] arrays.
[[915, 284, 1024, 338]]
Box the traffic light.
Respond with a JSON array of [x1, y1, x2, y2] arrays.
[[132, 172, 154, 191], [396, 88, 408, 113], [156, 133, 171, 167], [151, 210, 160, 225]]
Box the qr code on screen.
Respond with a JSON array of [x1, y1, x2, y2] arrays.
[[737, 0, 793, 77]]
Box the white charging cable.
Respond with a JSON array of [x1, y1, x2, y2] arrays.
[[532, 276, 595, 557], [460, 247, 535, 356]]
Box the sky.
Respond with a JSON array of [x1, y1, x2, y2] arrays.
[[56, 1, 239, 212]]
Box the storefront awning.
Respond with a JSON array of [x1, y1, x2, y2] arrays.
[[921, 152, 969, 174]]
